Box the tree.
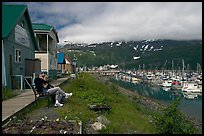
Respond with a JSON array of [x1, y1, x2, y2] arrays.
[[154, 98, 198, 134]]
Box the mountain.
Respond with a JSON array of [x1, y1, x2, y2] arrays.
[[60, 39, 202, 71]]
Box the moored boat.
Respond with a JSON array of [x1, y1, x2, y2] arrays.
[[182, 82, 202, 96], [162, 80, 172, 87], [183, 92, 198, 100]]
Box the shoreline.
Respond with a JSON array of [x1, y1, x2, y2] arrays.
[[91, 74, 202, 133]]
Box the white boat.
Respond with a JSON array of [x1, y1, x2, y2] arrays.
[[182, 82, 202, 96], [162, 80, 172, 87], [131, 77, 140, 84], [162, 87, 171, 91], [183, 92, 198, 100]]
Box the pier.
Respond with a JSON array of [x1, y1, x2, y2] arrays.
[[86, 70, 120, 76]]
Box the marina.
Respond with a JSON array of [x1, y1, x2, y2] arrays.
[[110, 69, 202, 121]]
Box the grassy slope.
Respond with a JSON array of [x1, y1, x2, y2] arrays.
[[55, 73, 156, 134], [6, 72, 199, 134]]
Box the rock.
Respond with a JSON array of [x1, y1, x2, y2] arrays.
[[88, 104, 111, 111], [91, 122, 106, 131], [96, 115, 110, 125]]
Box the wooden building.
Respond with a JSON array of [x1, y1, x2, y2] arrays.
[[2, 4, 39, 89], [32, 23, 59, 79]]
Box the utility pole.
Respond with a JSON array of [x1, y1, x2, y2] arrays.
[[73, 54, 77, 76]]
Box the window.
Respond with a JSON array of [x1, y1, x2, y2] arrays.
[[15, 49, 21, 63]]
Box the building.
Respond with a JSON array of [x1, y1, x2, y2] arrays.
[[64, 56, 74, 74], [32, 23, 59, 79], [2, 4, 39, 89], [57, 51, 73, 76]]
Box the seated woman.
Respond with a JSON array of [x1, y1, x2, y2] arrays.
[[34, 73, 72, 107]]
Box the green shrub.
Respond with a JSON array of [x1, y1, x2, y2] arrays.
[[154, 98, 198, 134], [77, 89, 111, 105]]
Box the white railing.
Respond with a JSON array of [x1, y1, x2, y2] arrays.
[[24, 76, 33, 89]]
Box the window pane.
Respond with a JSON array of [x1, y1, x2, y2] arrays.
[[19, 56, 21, 62]]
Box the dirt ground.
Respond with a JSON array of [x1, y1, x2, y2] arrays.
[[2, 106, 82, 134]]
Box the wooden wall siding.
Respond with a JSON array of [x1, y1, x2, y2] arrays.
[[3, 15, 35, 88]]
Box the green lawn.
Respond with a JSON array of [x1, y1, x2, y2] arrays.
[[4, 72, 198, 134], [55, 72, 157, 134]]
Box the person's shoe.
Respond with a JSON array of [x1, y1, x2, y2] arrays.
[[65, 93, 72, 99], [54, 101, 63, 107]]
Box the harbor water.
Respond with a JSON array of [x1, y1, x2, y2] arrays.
[[111, 79, 202, 121]]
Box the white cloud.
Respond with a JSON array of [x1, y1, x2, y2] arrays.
[[6, 2, 202, 43]]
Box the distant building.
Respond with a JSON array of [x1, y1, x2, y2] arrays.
[[2, 4, 39, 89], [64, 56, 74, 74], [32, 23, 59, 79], [57, 51, 73, 75]]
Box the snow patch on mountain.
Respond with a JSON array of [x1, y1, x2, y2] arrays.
[[133, 45, 139, 51], [148, 46, 154, 51], [133, 56, 140, 60], [88, 45, 96, 48], [116, 42, 122, 46], [90, 50, 96, 56], [153, 48, 162, 51], [143, 44, 149, 51], [141, 44, 146, 48]]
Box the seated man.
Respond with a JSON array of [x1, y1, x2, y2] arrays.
[[34, 74, 46, 95], [34, 73, 72, 107]]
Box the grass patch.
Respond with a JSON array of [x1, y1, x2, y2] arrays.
[[55, 72, 157, 134], [3, 73, 199, 134], [3, 73, 157, 133], [2, 86, 18, 101]]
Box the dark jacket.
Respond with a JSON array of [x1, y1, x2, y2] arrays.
[[44, 80, 54, 89], [34, 77, 46, 93]]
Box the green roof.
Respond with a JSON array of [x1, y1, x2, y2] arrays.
[[32, 23, 53, 31], [2, 4, 27, 38], [32, 23, 59, 42], [2, 4, 38, 49]]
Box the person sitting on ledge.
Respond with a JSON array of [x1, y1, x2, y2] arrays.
[[34, 73, 72, 107]]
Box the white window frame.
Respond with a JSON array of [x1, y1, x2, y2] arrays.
[[15, 49, 21, 63]]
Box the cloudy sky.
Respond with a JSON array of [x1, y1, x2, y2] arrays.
[[6, 2, 202, 44]]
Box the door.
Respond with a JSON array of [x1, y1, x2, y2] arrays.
[[10, 54, 13, 75]]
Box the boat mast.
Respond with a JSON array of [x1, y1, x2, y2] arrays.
[[182, 59, 185, 80], [172, 60, 174, 76]]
